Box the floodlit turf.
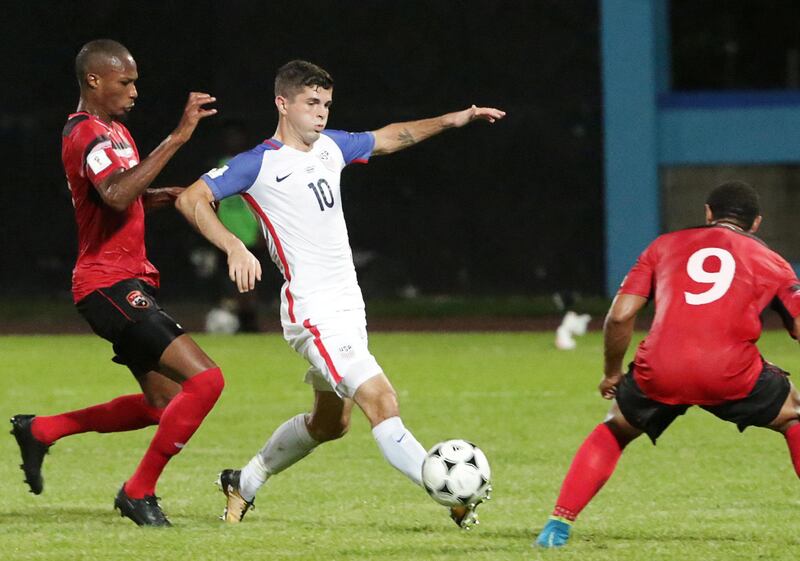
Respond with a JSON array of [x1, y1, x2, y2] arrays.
[[1, 331, 799, 560]]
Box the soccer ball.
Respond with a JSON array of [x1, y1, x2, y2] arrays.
[[421, 439, 491, 507], [205, 307, 240, 334]]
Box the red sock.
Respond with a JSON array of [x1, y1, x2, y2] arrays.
[[31, 394, 163, 446], [785, 423, 800, 477], [552, 423, 625, 521], [124, 368, 224, 499]]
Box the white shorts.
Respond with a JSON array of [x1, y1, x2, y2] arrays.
[[284, 313, 383, 398]]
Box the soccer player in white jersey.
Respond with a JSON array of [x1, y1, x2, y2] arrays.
[[176, 60, 505, 528]]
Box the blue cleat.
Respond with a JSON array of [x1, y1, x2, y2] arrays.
[[535, 516, 572, 548]]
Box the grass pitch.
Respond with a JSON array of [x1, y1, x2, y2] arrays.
[[1, 331, 799, 560]]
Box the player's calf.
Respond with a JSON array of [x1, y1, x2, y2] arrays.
[[372, 416, 426, 485], [124, 367, 224, 499], [222, 413, 323, 520]]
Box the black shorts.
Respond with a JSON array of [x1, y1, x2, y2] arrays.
[[76, 279, 185, 376], [616, 362, 791, 444]]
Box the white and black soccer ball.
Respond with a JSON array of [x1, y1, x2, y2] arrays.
[[421, 439, 491, 507], [205, 307, 240, 334]]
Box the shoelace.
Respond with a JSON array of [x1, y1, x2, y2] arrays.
[[143, 495, 169, 521]]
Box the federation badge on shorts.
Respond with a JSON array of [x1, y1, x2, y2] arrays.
[[126, 290, 151, 309]]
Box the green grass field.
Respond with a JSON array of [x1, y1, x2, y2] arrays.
[[2, 331, 799, 561]]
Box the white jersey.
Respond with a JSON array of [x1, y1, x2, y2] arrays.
[[201, 130, 375, 327]]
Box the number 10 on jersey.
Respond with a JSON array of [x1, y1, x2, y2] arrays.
[[307, 179, 334, 211]]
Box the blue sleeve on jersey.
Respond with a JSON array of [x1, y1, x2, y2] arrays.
[[322, 130, 375, 164], [201, 146, 264, 200]]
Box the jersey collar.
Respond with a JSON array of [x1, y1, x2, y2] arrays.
[[711, 221, 745, 233], [263, 138, 284, 150], [69, 111, 114, 131]]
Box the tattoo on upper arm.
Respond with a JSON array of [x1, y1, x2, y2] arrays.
[[397, 128, 416, 146]]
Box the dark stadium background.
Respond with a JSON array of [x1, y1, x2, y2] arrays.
[[2, 2, 603, 304], [2, 1, 796, 306]]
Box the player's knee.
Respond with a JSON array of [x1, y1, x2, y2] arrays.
[[207, 367, 225, 395], [146, 392, 175, 410], [140, 375, 181, 408], [319, 422, 349, 442], [371, 388, 399, 422], [185, 367, 225, 407], [604, 417, 639, 448], [771, 385, 800, 432], [353, 374, 400, 425], [308, 417, 350, 442], [202, 367, 225, 402], [790, 387, 800, 412]]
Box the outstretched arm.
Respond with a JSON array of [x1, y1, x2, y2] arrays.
[[96, 92, 217, 212], [371, 105, 505, 156], [175, 180, 261, 293], [143, 187, 184, 211], [599, 293, 648, 399]]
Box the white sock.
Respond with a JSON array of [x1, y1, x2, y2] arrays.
[[371, 416, 426, 487], [238, 454, 267, 502], [238, 413, 319, 501]]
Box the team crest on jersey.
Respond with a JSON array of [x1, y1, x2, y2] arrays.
[[126, 290, 151, 309], [319, 151, 329, 161]]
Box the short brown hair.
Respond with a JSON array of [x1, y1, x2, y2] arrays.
[[274, 60, 333, 98]]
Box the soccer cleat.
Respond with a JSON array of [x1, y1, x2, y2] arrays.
[[450, 485, 492, 530], [216, 469, 255, 523], [114, 486, 172, 527], [535, 516, 572, 548], [10, 414, 50, 495]]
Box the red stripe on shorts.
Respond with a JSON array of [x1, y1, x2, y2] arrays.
[[303, 319, 343, 384], [97, 288, 133, 321]]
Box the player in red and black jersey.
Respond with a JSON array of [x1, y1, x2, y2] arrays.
[[536, 181, 800, 547], [10, 39, 223, 526]]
